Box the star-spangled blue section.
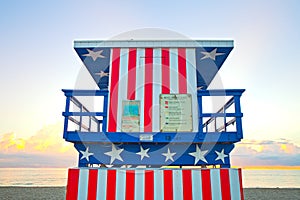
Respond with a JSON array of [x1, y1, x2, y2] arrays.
[[74, 47, 233, 90], [195, 47, 233, 89], [74, 47, 111, 89], [75, 143, 234, 166]]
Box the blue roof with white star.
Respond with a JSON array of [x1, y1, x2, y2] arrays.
[[74, 40, 233, 90]]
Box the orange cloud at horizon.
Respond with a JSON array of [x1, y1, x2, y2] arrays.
[[1, 123, 300, 168], [231, 139, 300, 167], [0, 123, 77, 167], [237, 165, 300, 170]]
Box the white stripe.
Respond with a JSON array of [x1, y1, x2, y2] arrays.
[[173, 170, 183, 200], [97, 169, 107, 200], [186, 48, 199, 132], [117, 48, 129, 132], [136, 48, 145, 132], [229, 169, 242, 200], [211, 169, 222, 200], [77, 169, 89, 199], [169, 48, 179, 93], [115, 170, 126, 200], [192, 170, 203, 200], [106, 48, 114, 131], [154, 170, 164, 200], [152, 48, 162, 132], [135, 170, 145, 200]]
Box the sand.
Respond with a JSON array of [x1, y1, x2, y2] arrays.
[[0, 187, 66, 200], [0, 187, 299, 199]]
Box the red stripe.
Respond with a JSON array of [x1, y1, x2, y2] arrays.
[[66, 169, 79, 200], [88, 169, 98, 200], [144, 170, 154, 200], [106, 170, 117, 200], [238, 169, 245, 200], [126, 170, 135, 200], [161, 48, 170, 94], [182, 170, 193, 200], [108, 48, 121, 132], [201, 170, 212, 200], [220, 169, 231, 200], [163, 170, 173, 200], [177, 48, 187, 93], [127, 48, 137, 100], [144, 48, 153, 132]]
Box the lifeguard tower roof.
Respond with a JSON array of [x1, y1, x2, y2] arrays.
[[74, 40, 233, 90]]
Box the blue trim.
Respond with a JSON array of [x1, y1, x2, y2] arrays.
[[74, 40, 234, 48], [62, 112, 106, 117], [62, 89, 109, 97], [197, 89, 245, 96], [102, 93, 108, 132], [65, 132, 241, 143]]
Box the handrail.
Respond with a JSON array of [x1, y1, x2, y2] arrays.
[[62, 90, 108, 134], [202, 97, 234, 127], [63, 89, 244, 140], [199, 89, 244, 133], [216, 118, 236, 132], [68, 116, 90, 131]]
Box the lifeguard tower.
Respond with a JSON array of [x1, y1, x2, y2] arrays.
[[63, 40, 245, 199]]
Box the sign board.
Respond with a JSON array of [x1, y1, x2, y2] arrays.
[[121, 100, 140, 132], [160, 94, 193, 132]]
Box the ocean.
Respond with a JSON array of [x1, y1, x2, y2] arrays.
[[0, 168, 299, 188]]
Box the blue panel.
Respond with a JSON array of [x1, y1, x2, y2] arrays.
[[74, 48, 111, 89], [76, 143, 234, 166], [195, 47, 233, 89]]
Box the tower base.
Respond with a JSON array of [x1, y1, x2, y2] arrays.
[[66, 168, 244, 200]]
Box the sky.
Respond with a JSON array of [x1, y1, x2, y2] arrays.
[[0, 0, 300, 168]]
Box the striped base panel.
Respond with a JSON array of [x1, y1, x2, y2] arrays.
[[66, 168, 244, 200]]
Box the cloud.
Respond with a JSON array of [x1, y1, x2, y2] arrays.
[[231, 139, 300, 167], [1, 125, 300, 168], [0, 123, 77, 167]]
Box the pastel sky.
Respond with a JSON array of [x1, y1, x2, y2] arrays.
[[0, 0, 299, 167]]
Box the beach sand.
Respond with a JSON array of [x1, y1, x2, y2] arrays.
[[0, 187, 299, 199]]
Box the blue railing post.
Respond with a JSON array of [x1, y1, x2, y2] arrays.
[[102, 92, 108, 132], [198, 94, 204, 138], [63, 95, 71, 139], [234, 95, 243, 139], [79, 104, 83, 132]]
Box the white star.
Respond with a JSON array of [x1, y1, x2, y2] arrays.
[[215, 149, 228, 163], [83, 49, 105, 61], [162, 148, 176, 162], [95, 70, 109, 77], [80, 147, 94, 162], [104, 144, 124, 164], [188, 145, 208, 165], [200, 48, 224, 61], [136, 146, 150, 160]]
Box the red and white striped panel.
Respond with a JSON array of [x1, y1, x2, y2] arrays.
[[107, 48, 198, 133], [66, 168, 244, 200]]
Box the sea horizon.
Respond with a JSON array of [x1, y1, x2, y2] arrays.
[[0, 167, 299, 188]]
